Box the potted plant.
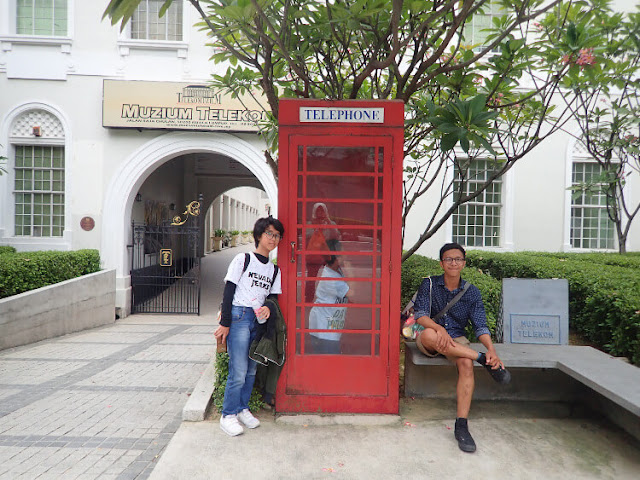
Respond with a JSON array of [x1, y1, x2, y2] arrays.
[[213, 229, 225, 251], [230, 230, 241, 247], [243, 230, 252, 244]]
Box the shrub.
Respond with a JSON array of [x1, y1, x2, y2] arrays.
[[0, 246, 17, 256], [466, 250, 640, 365], [0, 249, 100, 299], [211, 352, 264, 413], [518, 251, 640, 269], [400, 253, 502, 341]]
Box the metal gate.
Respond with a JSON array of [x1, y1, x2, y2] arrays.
[[130, 200, 201, 314]]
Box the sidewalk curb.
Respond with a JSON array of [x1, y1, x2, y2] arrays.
[[182, 358, 216, 421], [276, 414, 401, 426]]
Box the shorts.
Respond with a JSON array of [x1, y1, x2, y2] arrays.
[[416, 333, 470, 357]]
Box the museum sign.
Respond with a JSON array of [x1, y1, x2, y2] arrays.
[[102, 80, 267, 132]]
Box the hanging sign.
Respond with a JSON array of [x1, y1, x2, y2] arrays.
[[160, 249, 173, 267], [103, 80, 268, 132]]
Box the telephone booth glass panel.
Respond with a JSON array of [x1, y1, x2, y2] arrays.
[[286, 137, 391, 397]]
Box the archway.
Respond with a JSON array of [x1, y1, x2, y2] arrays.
[[102, 131, 277, 316]]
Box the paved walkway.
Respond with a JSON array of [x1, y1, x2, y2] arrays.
[[0, 245, 250, 480], [150, 399, 640, 479]]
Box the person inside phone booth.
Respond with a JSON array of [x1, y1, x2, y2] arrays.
[[306, 203, 341, 302], [413, 242, 511, 453], [308, 254, 354, 354]]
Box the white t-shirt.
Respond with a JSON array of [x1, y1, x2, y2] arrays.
[[224, 253, 282, 317], [309, 266, 349, 341]]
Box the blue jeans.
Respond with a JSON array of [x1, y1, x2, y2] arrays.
[[307, 334, 341, 354], [222, 306, 258, 416]]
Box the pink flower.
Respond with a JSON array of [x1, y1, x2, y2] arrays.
[[575, 48, 595, 66], [490, 92, 504, 106]]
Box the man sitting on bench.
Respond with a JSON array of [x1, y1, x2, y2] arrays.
[[413, 242, 511, 453]]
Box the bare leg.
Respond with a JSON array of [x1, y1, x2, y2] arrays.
[[454, 357, 474, 418], [419, 329, 479, 360]]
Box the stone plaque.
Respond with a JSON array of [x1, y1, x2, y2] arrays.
[[510, 314, 561, 344], [500, 278, 569, 345]]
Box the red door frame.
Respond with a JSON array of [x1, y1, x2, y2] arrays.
[[276, 99, 404, 414]]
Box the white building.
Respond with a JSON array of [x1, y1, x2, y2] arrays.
[[1, 1, 637, 315]]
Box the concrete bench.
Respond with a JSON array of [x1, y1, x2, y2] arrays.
[[404, 342, 640, 440]]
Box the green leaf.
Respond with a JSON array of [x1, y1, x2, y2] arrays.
[[469, 95, 487, 116], [158, 0, 174, 18], [460, 135, 470, 153], [441, 133, 458, 152]]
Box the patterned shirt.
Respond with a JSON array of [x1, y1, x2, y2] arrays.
[[413, 274, 490, 339]]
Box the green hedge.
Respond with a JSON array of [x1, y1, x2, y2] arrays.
[[0, 246, 17, 255], [0, 249, 101, 299], [400, 254, 502, 341], [465, 250, 640, 365], [517, 251, 640, 269]]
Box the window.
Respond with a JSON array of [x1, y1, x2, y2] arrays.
[[570, 162, 615, 249], [452, 158, 502, 247], [16, 0, 67, 36], [131, 0, 183, 41], [464, 1, 502, 50], [14, 145, 65, 237]]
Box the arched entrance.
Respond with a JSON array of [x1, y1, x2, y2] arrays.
[[102, 131, 277, 317]]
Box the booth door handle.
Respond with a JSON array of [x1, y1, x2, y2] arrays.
[[290, 242, 296, 263]]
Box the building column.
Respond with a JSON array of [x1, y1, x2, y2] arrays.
[[204, 206, 212, 253], [231, 199, 236, 231], [242, 203, 247, 231], [222, 195, 230, 231], [212, 196, 222, 230]]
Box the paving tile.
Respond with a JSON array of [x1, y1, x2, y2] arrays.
[[0, 312, 217, 479], [0, 343, 129, 361], [128, 343, 213, 362], [0, 361, 90, 385], [60, 332, 159, 344]]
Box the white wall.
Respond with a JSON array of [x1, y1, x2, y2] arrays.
[[0, 0, 637, 296]]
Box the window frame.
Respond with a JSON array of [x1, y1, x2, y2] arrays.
[[0, 0, 73, 49], [463, 1, 505, 53], [16, 0, 68, 37], [0, 103, 72, 250], [563, 137, 618, 252], [451, 157, 505, 248], [117, 0, 188, 57], [13, 144, 66, 238], [568, 159, 617, 250]]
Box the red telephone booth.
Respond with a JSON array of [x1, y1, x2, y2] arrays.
[[276, 99, 404, 413]]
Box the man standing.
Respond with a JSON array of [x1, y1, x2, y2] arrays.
[[413, 243, 511, 453]]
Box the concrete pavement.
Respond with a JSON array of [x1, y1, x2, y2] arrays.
[[150, 399, 640, 480]]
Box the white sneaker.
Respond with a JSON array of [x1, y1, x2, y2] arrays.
[[237, 408, 260, 429], [220, 414, 243, 436]]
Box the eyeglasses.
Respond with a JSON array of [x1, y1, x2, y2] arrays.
[[264, 231, 282, 241], [442, 257, 465, 264]]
